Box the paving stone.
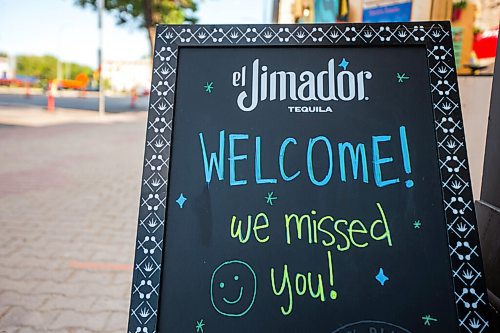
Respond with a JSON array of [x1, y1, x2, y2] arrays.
[[104, 311, 129, 331], [0, 120, 145, 331], [1, 306, 58, 330], [91, 296, 130, 313], [0, 291, 48, 309], [43, 295, 96, 312], [49, 310, 110, 331]]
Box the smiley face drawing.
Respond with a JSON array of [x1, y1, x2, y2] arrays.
[[210, 260, 257, 317]]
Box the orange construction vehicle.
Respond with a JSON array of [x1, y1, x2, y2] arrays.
[[58, 73, 89, 90]]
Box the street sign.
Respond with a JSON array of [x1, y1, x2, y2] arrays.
[[128, 22, 490, 333], [362, 0, 412, 23]]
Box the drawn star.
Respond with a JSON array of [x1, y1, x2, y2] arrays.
[[413, 220, 422, 229], [204, 81, 214, 93], [265, 192, 277, 206], [339, 58, 349, 70], [375, 268, 389, 286], [422, 315, 438, 326], [338, 58, 349, 70], [176, 193, 187, 208], [195, 319, 205, 333], [396, 72, 410, 83]]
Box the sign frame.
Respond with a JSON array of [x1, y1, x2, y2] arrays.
[[128, 22, 489, 332]]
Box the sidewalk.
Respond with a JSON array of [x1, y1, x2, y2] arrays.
[[0, 104, 146, 127], [0, 106, 146, 332]]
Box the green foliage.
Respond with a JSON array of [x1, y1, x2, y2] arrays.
[[75, 0, 198, 56], [473, 27, 483, 36], [75, 0, 198, 27], [68, 63, 93, 78], [452, 0, 467, 10], [16, 55, 58, 84], [0, 51, 8, 58], [16, 55, 93, 86]]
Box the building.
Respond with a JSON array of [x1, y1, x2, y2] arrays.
[[102, 59, 151, 93], [273, 0, 455, 23], [475, 0, 500, 31], [0, 55, 15, 80]]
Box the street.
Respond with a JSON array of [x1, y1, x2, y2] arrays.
[[0, 93, 149, 113], [0, 116, 145, 332]]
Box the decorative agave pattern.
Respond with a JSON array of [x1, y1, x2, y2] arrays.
[[144, 263, 154, 273], [139, 308, 150, 318], [397, 30, 407, 38], [147, 219, 158, 228], [442, 102, 452, 110], [128, 23, 489, 333]]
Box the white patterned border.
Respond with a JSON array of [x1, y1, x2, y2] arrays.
[[127, 22, 489, 333]]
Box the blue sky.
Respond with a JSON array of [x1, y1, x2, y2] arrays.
[[0, 0, 271, 68]]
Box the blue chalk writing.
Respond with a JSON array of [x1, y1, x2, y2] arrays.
[[338, 142, 368, 183], [255, 136, 277, 184], [229, 134, 248, 186], [199, 131, 225, 184], [373, 136, 399, 187], [279, 138, 300, 181], [399, 126, 414, 188], [198, 128, 413, 189], [307, 136, 333, 186]]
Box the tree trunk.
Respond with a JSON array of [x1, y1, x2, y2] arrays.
[[144, 0, 163, 63], [147, 26, 156, 63], [143, 0, 155, 63]]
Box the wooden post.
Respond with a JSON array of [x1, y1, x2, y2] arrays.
[[452, 2, 477, 74]]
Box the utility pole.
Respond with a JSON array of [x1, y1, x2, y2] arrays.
[[57, 60, 62, 81], [98, 0, 105, 116]]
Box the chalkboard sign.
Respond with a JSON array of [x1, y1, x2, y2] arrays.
[[128, 22, 490, 333]]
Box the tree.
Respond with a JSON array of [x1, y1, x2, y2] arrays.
[[16, 55, 93, 87], [76, 0, 198, 59], [16, 55, 58, 86]]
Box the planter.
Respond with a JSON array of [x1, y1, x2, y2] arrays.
[[452, 7, 463, 21]]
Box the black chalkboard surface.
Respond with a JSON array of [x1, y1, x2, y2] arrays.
[[128, 23, 490, 333]]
